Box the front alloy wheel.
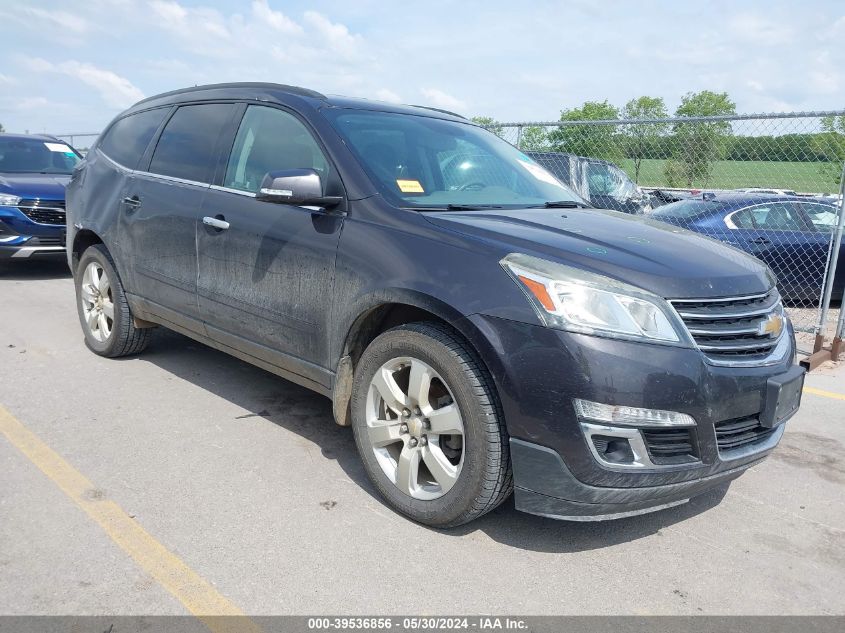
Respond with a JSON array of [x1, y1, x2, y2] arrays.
[[351, 322, 512, 527], [365, 356, 465, 500]]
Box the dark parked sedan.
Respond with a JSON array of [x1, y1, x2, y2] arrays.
[[651, 194, 843, 304]]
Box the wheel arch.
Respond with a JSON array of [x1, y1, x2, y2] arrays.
[[331, 290, 504, 427], [70, 229, 104, 273]]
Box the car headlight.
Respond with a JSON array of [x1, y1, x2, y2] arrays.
[[0, 194, 21, 206], [501, 253, 689, 344]]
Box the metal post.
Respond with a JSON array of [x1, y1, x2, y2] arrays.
[[833, 286, 845, 360], [815, 161, 845, 350]]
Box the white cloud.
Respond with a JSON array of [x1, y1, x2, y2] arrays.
[[25, 58, 144, 109], [149, 0, 230, 47], [251, 0, 302, 35], [0, 73, 16, 85], [419, 88, 467, 113], [375, 88, 403, 104], [728, 13, 793, 43], [15, 97, 50, 110], [303, 11, 363, 59], [23, 7, 89, 33]]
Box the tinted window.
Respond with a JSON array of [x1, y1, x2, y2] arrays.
[[731, 202, 805, 231], [529, 154, 571, 184], [99, 108, 168, 169], [0, 137, 80, 174], [149, 104, 233, 183], [224, 105, 329, 193]]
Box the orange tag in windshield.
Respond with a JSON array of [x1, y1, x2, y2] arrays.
[[396, 179, 424, 194]]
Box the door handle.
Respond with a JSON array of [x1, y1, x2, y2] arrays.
[[749, 236, 770, 245], [203, 215, 230, 230], [122, 195, 141, 209]]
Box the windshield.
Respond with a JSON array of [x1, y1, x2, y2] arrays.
[[325, 109, 585, 208], [0, 137, 81, 174]]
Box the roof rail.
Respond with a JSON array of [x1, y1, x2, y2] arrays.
[[408, 105, 467, 120], [132, 82, 326, 107]]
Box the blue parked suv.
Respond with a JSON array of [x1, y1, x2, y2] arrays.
[[0, 133, 81, 260]]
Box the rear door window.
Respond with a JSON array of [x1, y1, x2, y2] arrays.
[[731, 202, 807, 231], [149, 104, 234, 183], [99, 108, 168, 169]]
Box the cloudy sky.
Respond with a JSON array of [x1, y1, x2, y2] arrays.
[[0, 0, 843, 135]]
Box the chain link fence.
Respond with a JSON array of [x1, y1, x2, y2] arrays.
[[52, 132, 99, 156], [52, 114, 845, 355], [491, 112, 845, 355]]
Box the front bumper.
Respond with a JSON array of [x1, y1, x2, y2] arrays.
[[0, 209, 66, 260], [461, 314, 798, 520], [510, 434, 775, 520]]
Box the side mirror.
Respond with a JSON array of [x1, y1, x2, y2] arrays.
[[255, 169, 342, 209]]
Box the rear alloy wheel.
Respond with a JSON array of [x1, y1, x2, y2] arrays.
[[80, 261, 114, 343], [75, 244, 150, 357], [351, 322, 512, 527]]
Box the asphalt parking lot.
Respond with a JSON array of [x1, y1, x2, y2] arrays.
[[1, 259, 844, 617]]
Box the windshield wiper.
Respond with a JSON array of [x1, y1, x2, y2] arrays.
[[445, 204, 504, 211], [407, 204, 505, 212], [538, 200, 590, 208]]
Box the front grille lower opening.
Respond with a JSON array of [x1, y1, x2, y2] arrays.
[[715, 416, 776, 452], [641, 428, 699, 465]]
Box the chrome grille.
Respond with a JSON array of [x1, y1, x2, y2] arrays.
[[17, 199, 66, 225], [670, 289, 784, 362]]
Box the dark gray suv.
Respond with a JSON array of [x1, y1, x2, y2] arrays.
[[66, 83, 803, 527]]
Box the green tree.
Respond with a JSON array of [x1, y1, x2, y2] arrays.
[[817, 114, 845, 187], [0, 122, 4, 133], [471, 116, 505, 139], [621, 96, 669, 183], [664, 91, 736, 187], [548, 100, 621, 160], [518, 125, 549, 151]]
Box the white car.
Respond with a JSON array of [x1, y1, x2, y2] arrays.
[[734, 187, 799, 196]]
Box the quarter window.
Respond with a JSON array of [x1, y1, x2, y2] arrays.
[[801, 202, 839, 232], [224, 106, 329, 193], [99, 108, 168, 169], [149, 104, 234, 183]]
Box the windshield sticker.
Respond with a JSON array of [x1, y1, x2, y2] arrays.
[[396, 179, 424, 194], [516, 157, 564, 188], [44, 142, 72, 153]]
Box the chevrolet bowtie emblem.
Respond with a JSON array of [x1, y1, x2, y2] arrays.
[[759, 313, 784, 338]]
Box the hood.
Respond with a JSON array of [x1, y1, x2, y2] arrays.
[[0, 173, 70, 201], [423, 207, 774, 299]]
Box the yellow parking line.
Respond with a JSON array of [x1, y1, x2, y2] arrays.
[[0, 404, 261, 633], [803, 386, 845, 401]]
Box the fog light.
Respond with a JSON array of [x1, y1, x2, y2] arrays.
[[574, 399, 695, 427], [591, 435, 635, 464]]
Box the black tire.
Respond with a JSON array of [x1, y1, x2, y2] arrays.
[[351, 322, 512, 527], [75, 244, 150, 357]]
